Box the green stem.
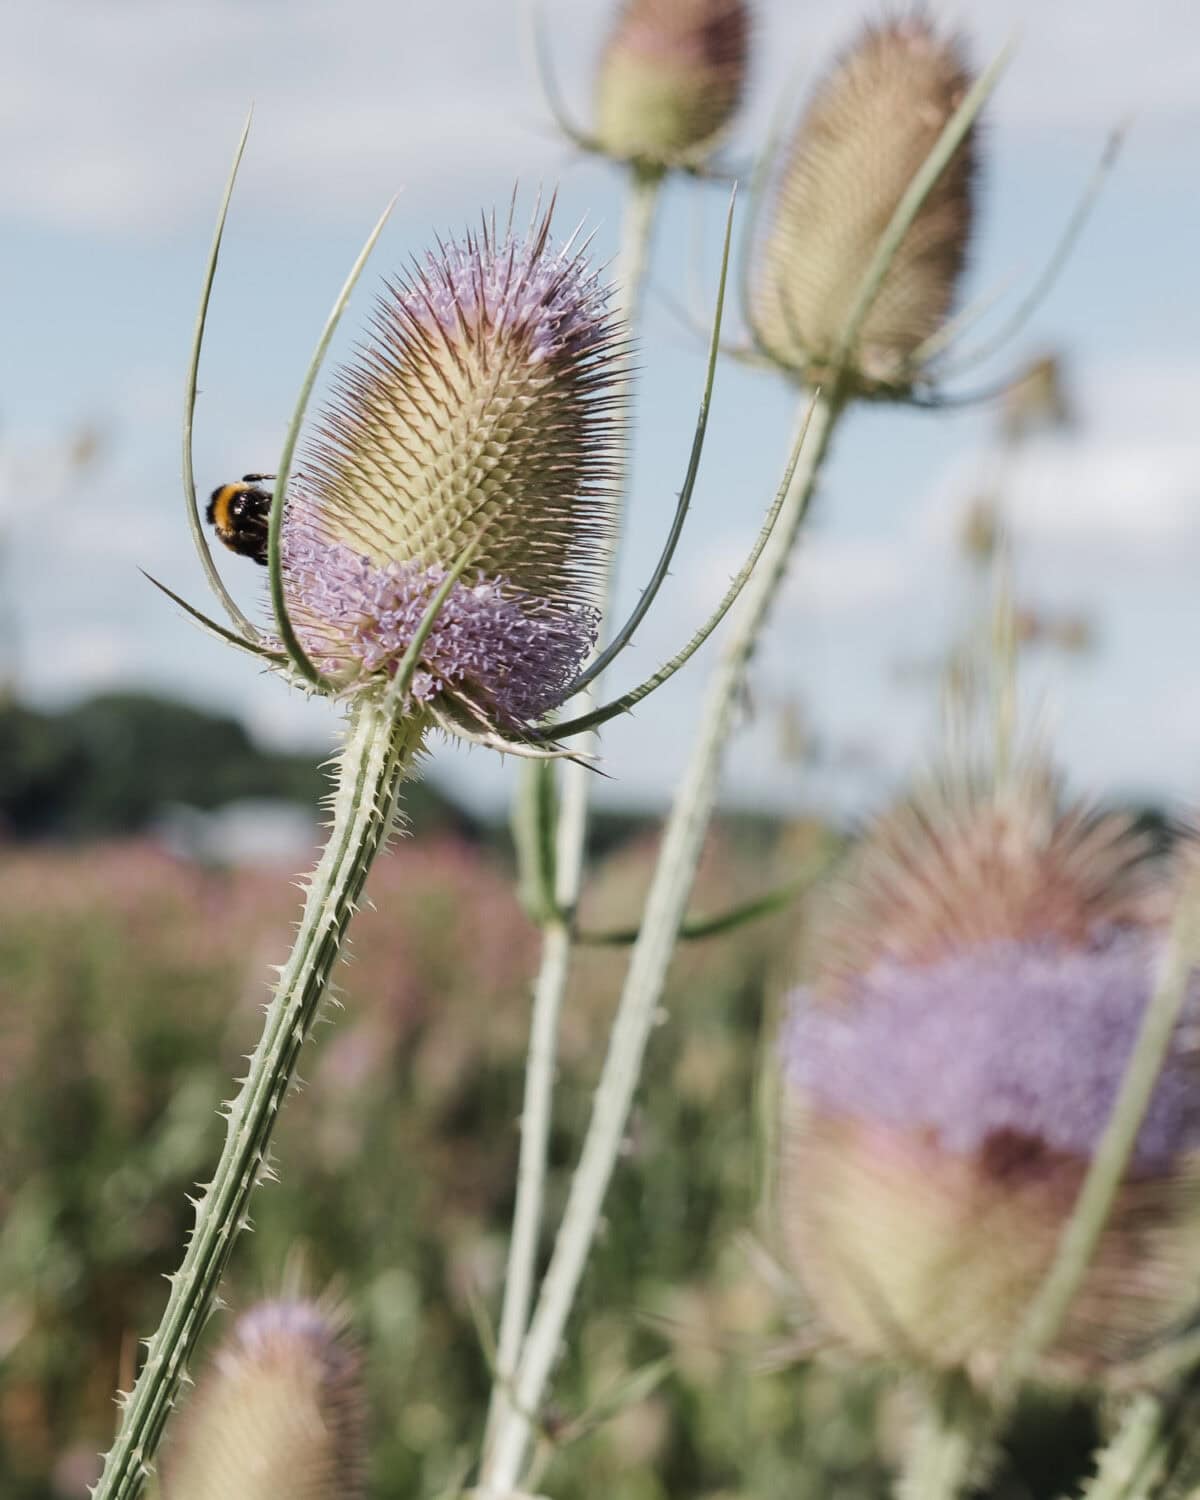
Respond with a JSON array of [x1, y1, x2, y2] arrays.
[[484, 163, 662, 1453], [480, 388, 843, 1494], [895, 1373, 985, 1500], [1077, 1395, 1169, 1500], [94, 697, 421, 1499]]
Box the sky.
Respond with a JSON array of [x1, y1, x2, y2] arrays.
[[2, 0, 1199, 819]]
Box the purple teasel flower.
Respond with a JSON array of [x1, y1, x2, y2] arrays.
[[778, 764, 1200, 1379], [278, 206, 627, 740]]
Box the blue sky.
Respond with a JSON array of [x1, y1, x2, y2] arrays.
[[3, 0, 1199, 817]]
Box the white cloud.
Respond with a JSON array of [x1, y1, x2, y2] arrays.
[[0, 1, 545, 234], [1007, 440, 1200, 549], [915, 357, 1200, 556], [4, 1, 1198, 236]]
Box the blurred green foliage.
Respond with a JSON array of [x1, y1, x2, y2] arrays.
[[1, 816, 895, 1500]]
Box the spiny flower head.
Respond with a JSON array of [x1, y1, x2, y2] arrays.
[[283, 206, 627, 731], [753, 14, 977, 388], [163, 1297, 365, 1500], [594, 0, 751, 168], [778, 768, 1200, 1379]]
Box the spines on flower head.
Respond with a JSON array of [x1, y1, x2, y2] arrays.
[[808, 763, 1156, 994], [753, 13, 977, 387], [163, 1296, 366, 1500], [778, 763, 1200, 1379], [594, 0, 751, 167], [282, 204, 628, 730]]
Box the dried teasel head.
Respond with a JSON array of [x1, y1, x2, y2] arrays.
[[753, 14, 977, 390], [594, 0, 751, 169], [163, 1297, 366, 1500], [778, 765, 1200, 1381], [281, 203, 628, 734]]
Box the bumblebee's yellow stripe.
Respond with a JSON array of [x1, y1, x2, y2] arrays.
[[209, 483, 243, 534]]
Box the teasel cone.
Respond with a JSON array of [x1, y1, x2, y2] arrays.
[[593, 0, 751, 168], [162, 1298, 366, 1500], [282, 204, 628, 735], [779, 764, 1200, 1382], [753, 14, 977, 388]]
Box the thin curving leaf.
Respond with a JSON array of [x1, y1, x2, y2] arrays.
[[268, 196, 398, 689], [430, 702, 581, 764], [654, 283, 771, 368], [931, 124, 1127, 376], [559, 188, 737, 701], [905, 267, 1023, 370], [141, 571, 287, 664], [577, 871, 815, 947], [902, 366, 1039, 411], [534, 389, 819, 742], [521, 0, 599, 153], [182, 109, 259, 642]]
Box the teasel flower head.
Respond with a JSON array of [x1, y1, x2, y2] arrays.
[[778, 764, 1200, 1381], [280, 205, 626, 737], [593, 0, 751, 169], [163, 1296, 366, 1500], [752, 14, 977, 391]]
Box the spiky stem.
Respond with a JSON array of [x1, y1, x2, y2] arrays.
[[895, 1373, 988, 1500], [480, 389, 842, 1494], [485, 162, 662, 1453], [1078, 1395, 1169, 1500], [93, 697, 422, 1500]]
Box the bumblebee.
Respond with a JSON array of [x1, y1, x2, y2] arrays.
[[206, 474, 275, 565]]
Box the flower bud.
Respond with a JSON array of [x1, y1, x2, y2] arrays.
[[283, 208, 627, 730], [779, 772, 1200, 1381], [594, 0, 750, 168], [754, 15, 977, 386], [163, 1299, 365, 1500]]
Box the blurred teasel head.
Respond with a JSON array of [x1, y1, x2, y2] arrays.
[[163, 1297, 365, 1500], [778, 764, 1200, 1381], [282, 204, 627, 736], [593, 0, 751, 169], [753, 14, 977, 390]]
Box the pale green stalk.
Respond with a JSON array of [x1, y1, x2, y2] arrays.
[[479, 387, 842, 1494], [93, 699, 422, 1500], [486, 162, 662, 1449], [1076, 1395, 1169, 1500], [480, 46, 1008, 1490], [895, 1374, 985, 1500]]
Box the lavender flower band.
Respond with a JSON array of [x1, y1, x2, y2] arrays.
[[784, 930, 1200, 1169], [284, 519, 598, 726]]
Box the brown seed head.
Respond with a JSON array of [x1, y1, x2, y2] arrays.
[[754, 14, 977, 386]]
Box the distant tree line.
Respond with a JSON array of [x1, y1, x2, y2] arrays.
[[0, 692, 476, 842]]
